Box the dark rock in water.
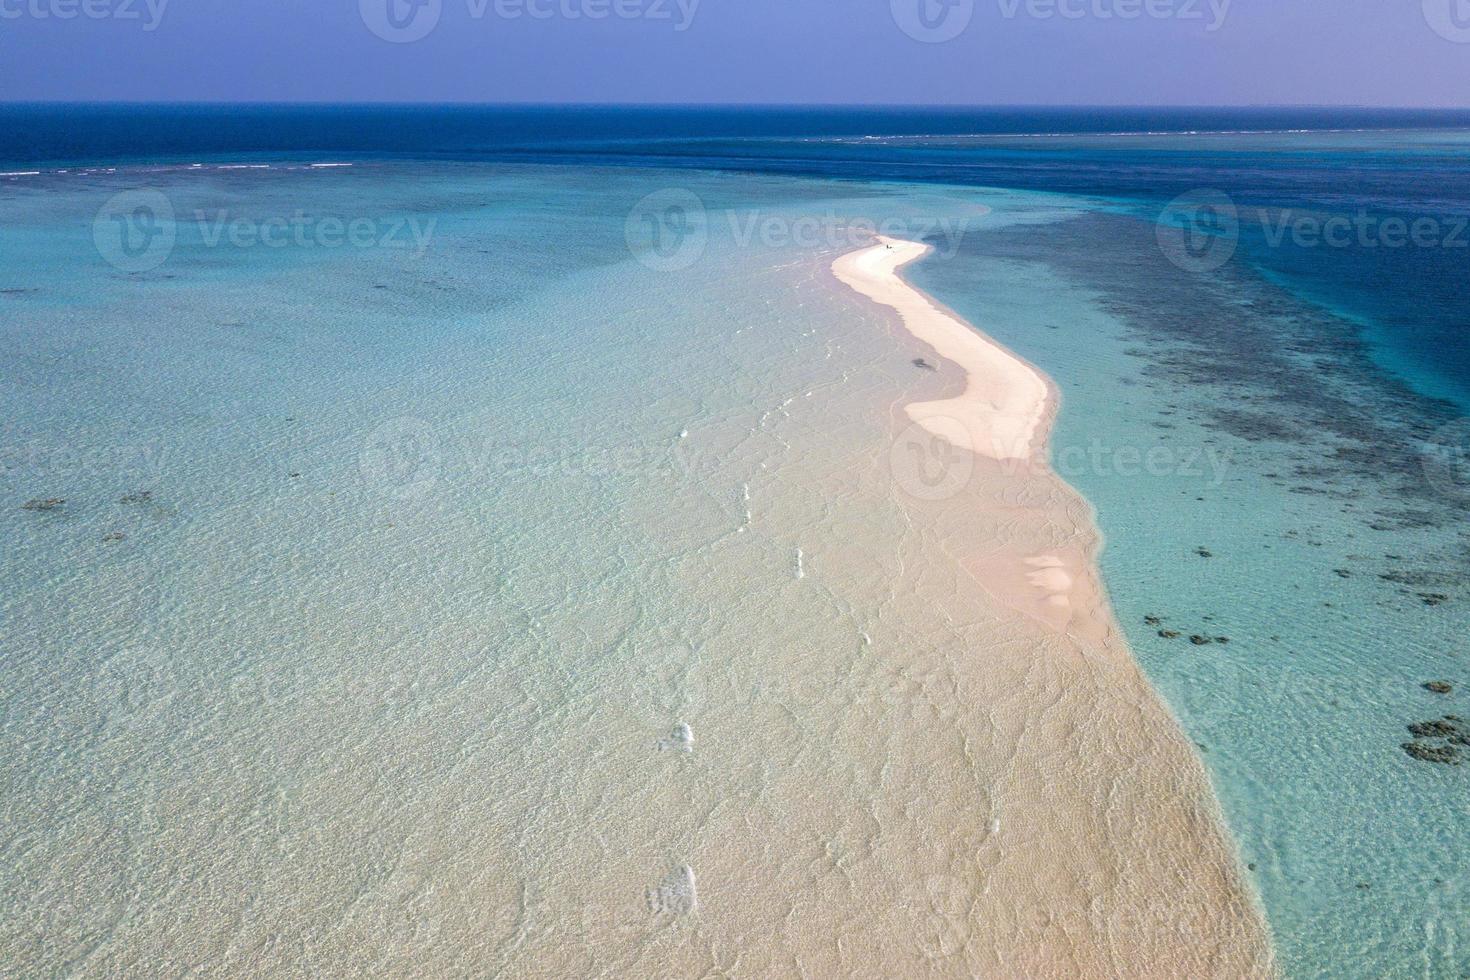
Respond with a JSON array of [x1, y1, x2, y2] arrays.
[[1189, 635, 1214, 646], [1418, 593, 1450, 607], [1159, 630, 1182, 639], [1144, 615, 1162, 626], [1334, 569, 1352, 579], [1372, 508, 1438, 531], [1409, 719, 1460, 739], [1425, 681, 1454, 695], [1215, 637, 1231, 645], [1195, 547, 1214, 558], [102, 531, 126, 543], [912, 358, 937, 372], [21, 498, 64, 512], [1380, 569, 1453, 588], [1405, 715, 1470, 768], [1403, 741, 1461, 765], [119, 490, 152, 505]]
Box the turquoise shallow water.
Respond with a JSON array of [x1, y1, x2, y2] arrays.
[[1, 155, 1467, 976], [911, 208, 1470, 978], [4, 163, 1065, 974]]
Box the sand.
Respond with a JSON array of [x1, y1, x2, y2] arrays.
[[834, 238, 1052, 464], [835, 237, 1115, 644], [827, 236, 1278, 976]]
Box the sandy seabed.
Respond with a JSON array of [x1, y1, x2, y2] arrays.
[[822, 237, 1277, 976], [0, 232, 1277, 979]]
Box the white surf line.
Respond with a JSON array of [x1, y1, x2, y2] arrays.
[[832, 236, 1052, 463]]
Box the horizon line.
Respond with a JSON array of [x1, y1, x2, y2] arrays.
[[6, 101, 1470, 112]]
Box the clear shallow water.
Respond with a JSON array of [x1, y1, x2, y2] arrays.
[[910, 217, 1470, 979], [15, 164, 1178, 975], [3, 113, 1470, 977]]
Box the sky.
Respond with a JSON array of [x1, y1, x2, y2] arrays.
[[0, 0, 1468, 105]]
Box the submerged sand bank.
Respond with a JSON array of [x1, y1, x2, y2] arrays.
[[832, 237, 1277, 976]]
